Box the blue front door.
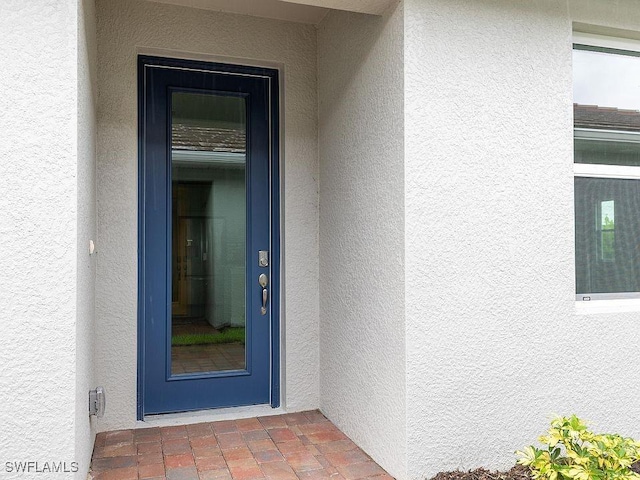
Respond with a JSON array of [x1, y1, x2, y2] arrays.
[[138, 56, 279, 416]]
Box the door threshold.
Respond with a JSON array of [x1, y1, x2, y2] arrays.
[[138, 404, 285, 428]]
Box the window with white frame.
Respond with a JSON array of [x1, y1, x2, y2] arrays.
[[574, 37, 640, 300]]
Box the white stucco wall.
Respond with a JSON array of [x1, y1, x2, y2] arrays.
[[405, 1, 640, 478], [95, 0, 319, 430], [318, 3, 406, 479], [76, 0, 98, 476], [0, 1, 93, 478]]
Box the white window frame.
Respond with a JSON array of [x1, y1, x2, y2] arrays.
[[573, 33, 640, 302]]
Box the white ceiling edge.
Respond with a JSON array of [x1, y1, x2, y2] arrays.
[[279, 0, 392, 15], [145, 0, 329, 25]]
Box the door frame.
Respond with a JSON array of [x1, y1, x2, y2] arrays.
[[136, 55, 281, 420]]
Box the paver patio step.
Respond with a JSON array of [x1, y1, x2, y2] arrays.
[[89, 410, 394, 480]]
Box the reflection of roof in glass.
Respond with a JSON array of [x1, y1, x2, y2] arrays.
[[172, 123, 246, 153], [574, 104, 640, 132]]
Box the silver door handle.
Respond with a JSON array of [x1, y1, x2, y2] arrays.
[[259, 274, 268, 315], [261, 288, 268, 315]]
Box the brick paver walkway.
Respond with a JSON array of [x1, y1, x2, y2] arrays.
[[89, 411, 393, 480]]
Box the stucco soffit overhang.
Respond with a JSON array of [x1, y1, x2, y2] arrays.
[[144, 0, 393, 23], [144, 0, 329, 24], [278, 0, 393, 15]]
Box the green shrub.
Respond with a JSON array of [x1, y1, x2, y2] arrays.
[[517, 415, 640, 480]]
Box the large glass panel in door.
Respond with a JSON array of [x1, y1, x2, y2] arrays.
[[141, 57, 276, 415], [170, 91, 247, 375]]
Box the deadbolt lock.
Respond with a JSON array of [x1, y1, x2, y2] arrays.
[[259, 250, 269, 267]]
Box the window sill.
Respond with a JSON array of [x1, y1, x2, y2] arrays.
[[575, 298, 640, 314]]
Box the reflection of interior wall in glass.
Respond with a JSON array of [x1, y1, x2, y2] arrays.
[[206, 176, 246, 329]]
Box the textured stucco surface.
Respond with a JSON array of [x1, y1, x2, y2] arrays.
[[76, 0, 98, 476], [95, 0, 319, 430], [0, 1, 84, 478], [7, 2, 640, 479], [404, 1, 640, 478], [282, 0, 392, 16], [318, 4, 406, 479]]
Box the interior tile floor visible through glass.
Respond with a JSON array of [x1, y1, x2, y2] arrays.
[[172, 344, 245, 375]]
